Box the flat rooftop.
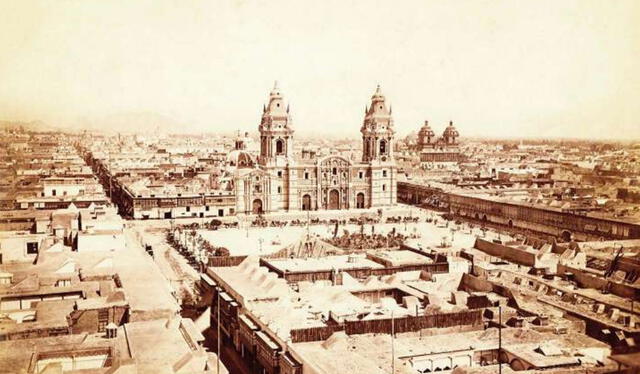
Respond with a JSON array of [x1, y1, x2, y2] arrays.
[[368, 249, 433, 266], [266, 255, 385, 273], [292, 327, 610, 374]]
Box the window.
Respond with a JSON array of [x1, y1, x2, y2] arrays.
[[359, 171, 364, 179], [304, 172, 309, 180], [382, 170, 387, 177], [56, 279, 71, 287], [332, 167, 337, 175], [277, 171, 282, 177], [52, 189, 56, 196], [97, 309, 109, 332], [382, 184, 386, 191], [380, 140, 387, 155], [186, 206, 190, 212], [27, 242, 38, 254], [205, 206, 210, 211], [218, 209, 224, 217], [276, 139, 284, 155], [277, 186, 282, 193]]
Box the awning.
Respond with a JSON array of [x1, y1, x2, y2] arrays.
[[200, 273, 216, 287]]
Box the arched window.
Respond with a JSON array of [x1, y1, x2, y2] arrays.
[[380, 139, 387, 155], [275, 139, 284, 155]]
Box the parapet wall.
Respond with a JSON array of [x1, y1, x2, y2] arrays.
[[474, 238, 536, 267]]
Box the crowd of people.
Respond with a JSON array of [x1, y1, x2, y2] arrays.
[[245, 214, 425, 228]]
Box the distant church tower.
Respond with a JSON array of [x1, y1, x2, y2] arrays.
[[361, 85, 395, 163], [259, 81, 294, 167]]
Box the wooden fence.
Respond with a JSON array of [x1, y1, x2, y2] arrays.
[[289, 310, 483, 343], [208, 255, 247, 267], [344, 310, 482, 335], [290, 325, 344, 343]]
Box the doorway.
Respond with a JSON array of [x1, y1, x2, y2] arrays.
[[328, 190, 340, 210], [302, 194, 312, 211], [252, 199, 263, 214], [356, 192, 365, 209]]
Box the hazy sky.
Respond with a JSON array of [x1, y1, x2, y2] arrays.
[[1, 0, 639, 139]]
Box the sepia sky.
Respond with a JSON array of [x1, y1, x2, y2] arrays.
[[0, 0, 639, 139]]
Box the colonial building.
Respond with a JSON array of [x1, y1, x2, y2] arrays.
[[233, 83, 397, 214], [416, 120, 462, 169]]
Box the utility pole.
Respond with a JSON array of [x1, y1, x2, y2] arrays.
[[217, 289, 221, 374], [391, 310, 395, 374], [498, 305, 502, 374]]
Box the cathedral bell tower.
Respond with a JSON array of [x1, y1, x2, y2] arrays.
[[259, 81, 294, 167], [361, 85, 395, 163]]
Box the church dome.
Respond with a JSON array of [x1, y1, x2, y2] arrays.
[[227, 150, 254, 169], [442, 121, 460, 144], [418, 120, 436, 138]]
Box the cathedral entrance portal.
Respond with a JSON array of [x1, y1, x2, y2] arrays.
[[252, 199, 263, 215], [356, 192, 365, 209], [302, 194, 312, 211], [328, 189, 340, 210]]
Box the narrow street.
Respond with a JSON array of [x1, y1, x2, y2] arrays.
[[126, 221, 200, 302]]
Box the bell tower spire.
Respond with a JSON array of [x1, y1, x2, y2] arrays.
[[258, 81, 294, 166], [361, 85, 395, 163]]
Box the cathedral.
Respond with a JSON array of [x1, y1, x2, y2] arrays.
[[230, 83, 397, 214], [415, 120, 462, 169]]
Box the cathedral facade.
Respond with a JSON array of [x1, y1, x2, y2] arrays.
[[232, 83, 397, 214]]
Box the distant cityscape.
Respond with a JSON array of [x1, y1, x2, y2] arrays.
[[1, 80, 640, 374]]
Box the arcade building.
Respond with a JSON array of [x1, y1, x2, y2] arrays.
[[231, 83, 397, 214]]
